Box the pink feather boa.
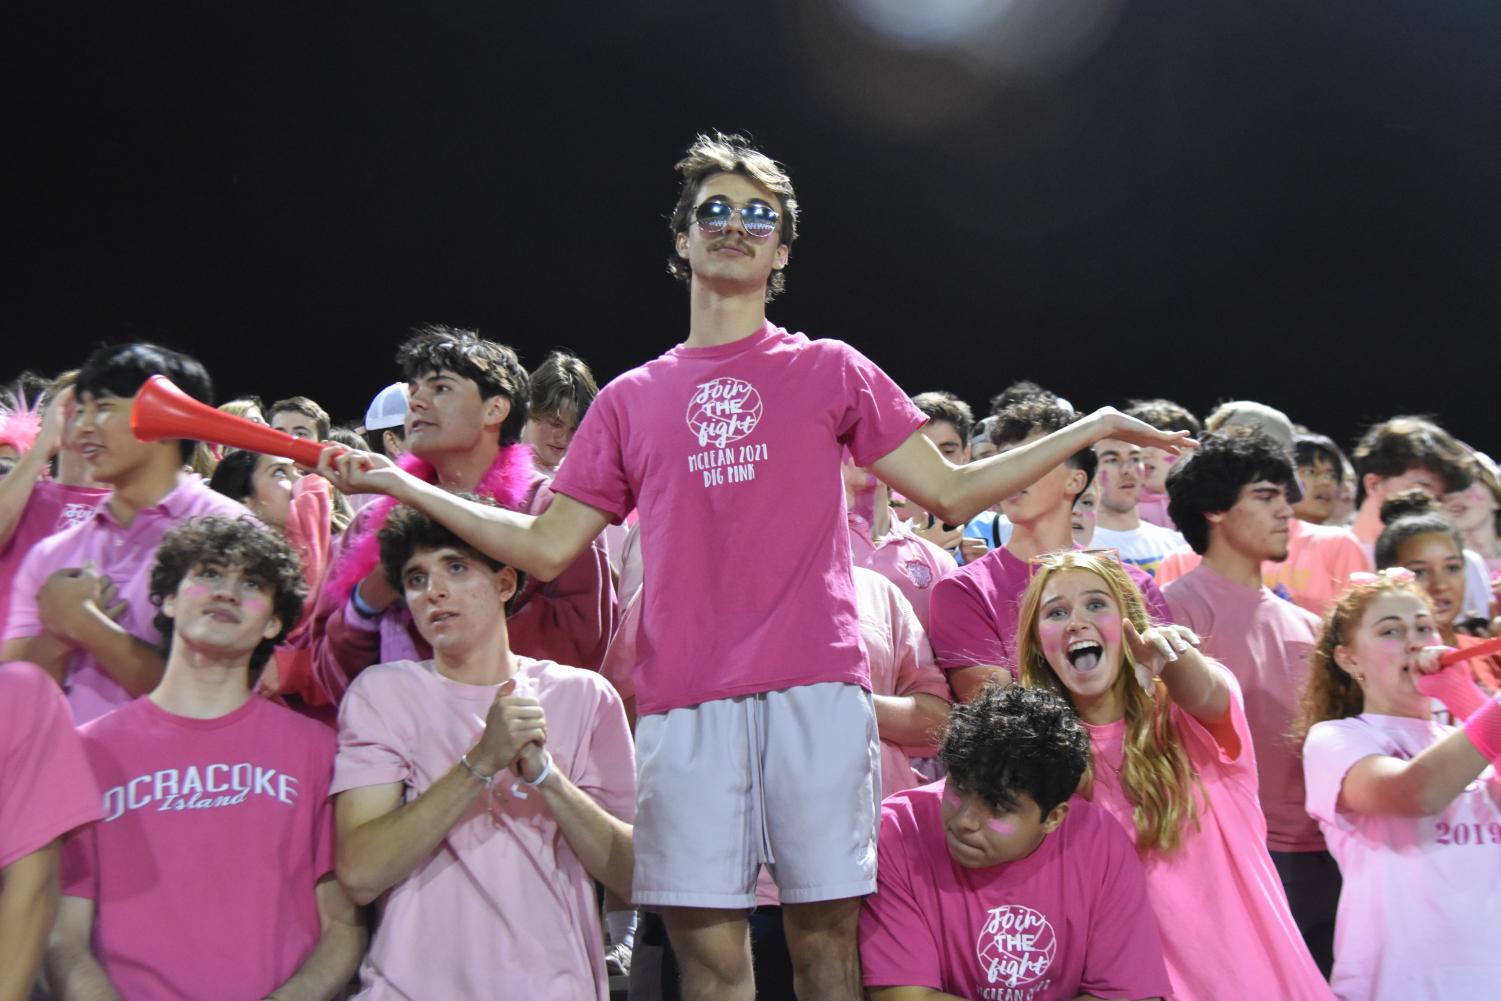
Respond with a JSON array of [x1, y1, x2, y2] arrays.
[[325, 445, 534, 603]]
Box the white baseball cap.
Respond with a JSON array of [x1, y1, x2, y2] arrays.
[[364, 382, 409, 431]]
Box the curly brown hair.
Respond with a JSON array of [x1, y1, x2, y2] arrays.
[[149, 516, 308, 673], [1291, 571, 1433, 742]]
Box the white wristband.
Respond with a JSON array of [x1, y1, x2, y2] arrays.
[[525, 750, 555, 787]]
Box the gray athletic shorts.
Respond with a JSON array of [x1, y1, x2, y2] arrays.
[[632, 681, 880, 910]]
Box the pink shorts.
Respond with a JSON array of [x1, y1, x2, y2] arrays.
[[632, 681, 880, 910]]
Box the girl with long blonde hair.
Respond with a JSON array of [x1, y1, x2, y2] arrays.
[[1296, 569, 1501, 1000], [1016, 551, 1331, 1000]]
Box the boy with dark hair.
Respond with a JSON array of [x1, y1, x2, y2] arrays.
[[307, 323, 616, 703], [46, 517, 364, 1000], [1124, 398, 1201, 530], [269, 395, 333, 444], [930, 400, 1171, 701], [331, 503, 633, 1000], [1, 344, 252, 723], [323, 132, 1190, 1001], [1351, 416, 1473, 547], [906, 392, 986, 563], [859, 684, 1169, 1001], [1291, 432, 1347, 526], [523, 349, 600, 477], [1161, 428, 1338, 974]]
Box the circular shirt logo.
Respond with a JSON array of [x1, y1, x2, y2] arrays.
[[976, 904, 1056, 988], [686, 377, 763, 448]]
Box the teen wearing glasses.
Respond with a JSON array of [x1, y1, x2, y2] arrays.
[[321, 132, 1193, 1001]]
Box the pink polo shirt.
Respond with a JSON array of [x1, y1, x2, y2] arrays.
[[3, 476, 253, 723], [848, 512, 957, 631], [0, 480, 108, 637], [1163, 563, 1325, 852]]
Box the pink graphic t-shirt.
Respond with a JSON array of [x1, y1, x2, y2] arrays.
[[61, 695, 336, 1001], [848, 512, 957, 631], [1163, 563, 1326, 852], [1083, 669, 1332, 1001], [3, 476, 254, 723], [0, 480, 108, 634], [1304, 714, 1501, 1001], [0, 662, 102, 869], [553, 323, 926, 715], [929, 544, 1172, 677], [859, 782, 1170, 1001], [331, 657, 636, 1001]]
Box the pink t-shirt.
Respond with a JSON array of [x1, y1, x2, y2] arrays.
[[1082, 669, 1332, 1001], [848, 512, 957, 631], [0, 662, 102, 869], [0, 480, 108, 633], [553, 322, 925, 715], [1163, 563, 1325, 852], [3, 476, 254, 724], [859, 782, 1171, 1001], [1137, 490, 1175, 530], [1155, 519, 1371, 618], [928, 544, 1173, 676], [61, 695, 336, 1001], [1304, 714, 1501, 1000], [331, 657, 636, 1001]]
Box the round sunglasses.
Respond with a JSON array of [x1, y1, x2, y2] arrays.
[[694, 197, 780, 240]]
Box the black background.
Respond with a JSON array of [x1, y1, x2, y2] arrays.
[[10, 2, 1500, 452]]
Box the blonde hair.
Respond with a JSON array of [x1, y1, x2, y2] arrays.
[[1015, 552, 1202, 856], [1291, 571, 1433, 741]]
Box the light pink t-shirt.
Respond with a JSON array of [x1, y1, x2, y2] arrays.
[[61, 695, 336, 1001], [0, 662, 102, 869], [1137, 490, 1175, 529], [1163, 564, 1325, 852], [1083, 669, 1332, 1001], [331, 657, 636, 1001], [0, 480, 107, 633], [928, 544, 1173, 677], [859, 782, 1171, 1001], [3, 476, 254, 724], [1304, 714, 1501, 1000], [1155, 518, 1371, 619], [848, 512, 957, 631], [553, 323, 925, 715]]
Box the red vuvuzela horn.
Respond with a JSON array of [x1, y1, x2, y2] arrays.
[[131, 375, 330, 467], [1442, 635, 1501, 668]]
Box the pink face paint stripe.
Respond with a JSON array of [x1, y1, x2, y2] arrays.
[[985, 816, 1018, 835]]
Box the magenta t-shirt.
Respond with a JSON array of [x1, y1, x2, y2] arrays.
[[929, 544, 1173, 676], [859, 782, 1170, 1000], [553, 323, 926, 715], [3, 476, 254, 723], [61, 695, 336, 1000], [1163, 563, 1325, 852], [0, 480, 107, 634], [0, 662, 102, 869]]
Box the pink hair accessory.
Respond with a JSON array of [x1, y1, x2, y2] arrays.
[[1349, 567, 1416, 586], [0, 386, 42, 454]]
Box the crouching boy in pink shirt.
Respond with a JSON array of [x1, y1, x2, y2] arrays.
[[859, 684, 1170, 1001], [330, 502, 635, 1001]]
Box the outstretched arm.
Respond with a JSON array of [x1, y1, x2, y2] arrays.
[[318, 449, 611, 582], [871, 408, 1194, 527]]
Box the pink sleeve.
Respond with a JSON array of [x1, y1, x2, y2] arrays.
[[597, 590, 642, 703], [306, 524, 382, 707], [858, 803, 944, 991], [506, 481, 618, 670], [0, 664, 102, 868], [887, 587, 951, 703], [1154, 548, 1198, 585], [927, 573, 1007, 671], [834, 344, 928, 468], [1173, 664, 1255, 774], [284, 475, 333, 597], [1078, 811, 1173, 998], [551, 390, 635, 523], [1323, 535, 1373, 592], [329, 680, 412, 795], [2, 541, 48, 641], [567, 676, 637, 822], [58, 822, 98, 901], [1302, 719, 1388, 833]]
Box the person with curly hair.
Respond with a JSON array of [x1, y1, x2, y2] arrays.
[[859, 683, 1169, 1001], [45, 516, 364, 1001], [1297, 569, 1501, 999], [1015, 551, 1332, 1000]]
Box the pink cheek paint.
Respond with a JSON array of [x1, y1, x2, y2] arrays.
[[1097, 469, 1112, 489], [179, 582, 212, 600], [1094, 618, 1121, 647], [1037, 619, 1069, 664], [242, 596, 272, 615], [985, 816, 1018, 835]]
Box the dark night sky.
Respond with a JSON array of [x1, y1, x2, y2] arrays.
[[9, 2, 1501, 454]]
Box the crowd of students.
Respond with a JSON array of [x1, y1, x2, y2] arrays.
[[2, 133, 1500, 1001]]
